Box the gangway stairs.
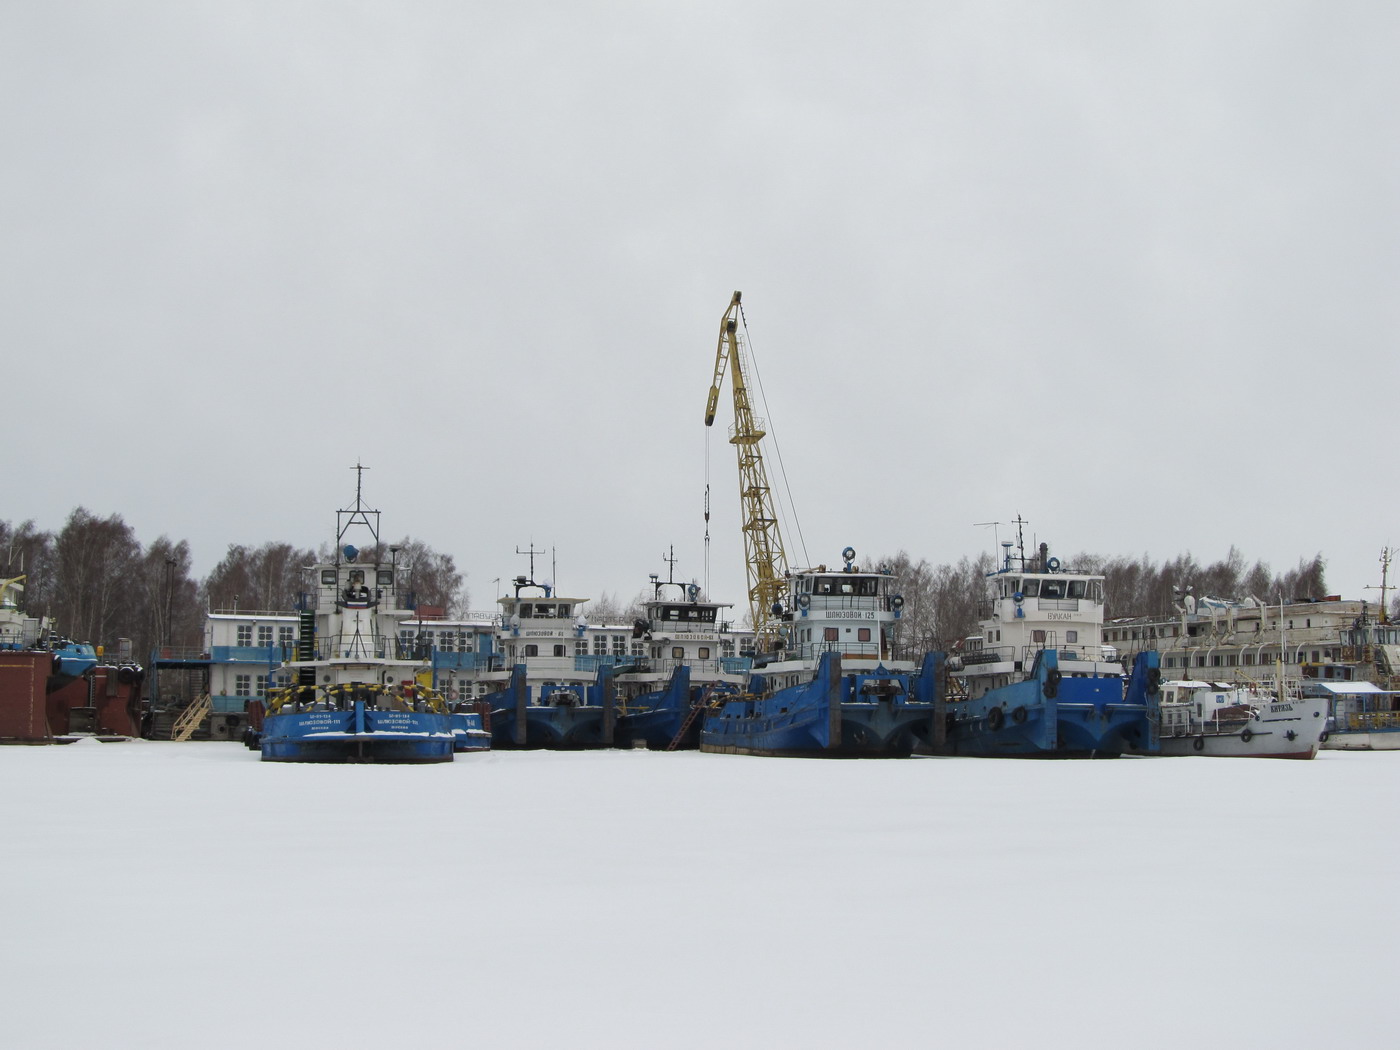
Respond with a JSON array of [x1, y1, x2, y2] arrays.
[[171, 693, 212, 742]]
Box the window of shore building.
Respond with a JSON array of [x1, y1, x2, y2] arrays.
[[237, 625, 252, 647], [235, 674, 251, 697]]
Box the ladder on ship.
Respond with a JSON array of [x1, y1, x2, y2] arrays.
[[171, 693, 212, 742], [666, 684, 721, 751]]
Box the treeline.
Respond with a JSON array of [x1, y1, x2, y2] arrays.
[[1, 510, 466, 661], [2, 508, 1334, 661], [876, 546, 1330, 650]]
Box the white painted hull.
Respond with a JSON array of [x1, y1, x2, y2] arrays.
[[1158, 696, 1327, 759]]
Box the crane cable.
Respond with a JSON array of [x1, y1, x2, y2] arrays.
[[736, 300, 809, 569]]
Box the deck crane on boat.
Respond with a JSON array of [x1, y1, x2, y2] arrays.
[[705, 290, 789, 650]]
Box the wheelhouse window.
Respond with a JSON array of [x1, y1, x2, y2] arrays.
[[1022, 579, 1040, 597], [321, 569, 337, 585]]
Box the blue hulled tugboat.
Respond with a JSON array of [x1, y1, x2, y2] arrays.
[[940, 528, 1159, 757], [612, 560, 751, 750], [480, 549, 617, 749], [700, 548, 942, 757], [254, 470, 488, 763]]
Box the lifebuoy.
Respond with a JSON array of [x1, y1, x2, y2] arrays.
[[987, 706, 1005, 730], [1011, 706, 1027, 724], [1192, 736, 1205, 752], [1240, 728, 1253, 743]]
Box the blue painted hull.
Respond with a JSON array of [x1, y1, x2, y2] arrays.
[[489, 702, 609, 749], [941, 651, 1160, 758], [450, 707, 492, 752], [260, 701, 456, 763], [700, 652, 941, 758], [486, 665, 616, 749], [614, 666, 720, 750]]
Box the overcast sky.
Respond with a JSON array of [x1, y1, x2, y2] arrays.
[[4, 2, 1397, 615]]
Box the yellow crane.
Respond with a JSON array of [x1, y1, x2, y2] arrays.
[[704, 290, 789, 648]]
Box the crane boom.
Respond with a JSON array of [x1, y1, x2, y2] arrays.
[[704, 290, 789, 648]]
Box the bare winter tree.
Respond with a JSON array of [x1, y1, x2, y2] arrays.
[[0, 519, 56, 610], [51, 508, 142, 646], [203, 541, 317, 613], [138, 537, 200, 651]]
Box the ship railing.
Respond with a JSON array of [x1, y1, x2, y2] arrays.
[[209, 607, 298, 619], [431, 650, 503, 671], [1049, 644, 1114, 665], [795, 640, 884, 660], [293, 635, 398, 661], [619, 657, 746, 678], [1037, 598, 1080, 612], [154, 646, 212, 661], [1346, 711, 1400, 730], [209, 644, 296, 664], [576, 653, 648, 673]]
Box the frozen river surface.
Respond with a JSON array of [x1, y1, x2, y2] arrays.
[[3, 742, 1396, 1049]]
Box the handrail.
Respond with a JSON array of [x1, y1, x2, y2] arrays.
[[171, 694, 212, 741]]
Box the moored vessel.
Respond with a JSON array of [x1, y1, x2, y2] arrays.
[[254, 470, 487, 763], [940, 528, 1159, 757], [480, 550, 617, 749], [700, 548, 941, 757], [1157, 680, 1327, 758], [612, 561, 750, 750]]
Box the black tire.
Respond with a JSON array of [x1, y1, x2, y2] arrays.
[[1192, 736, 1205, 752], [1044, 668, 1061, 700], [987, 706, 1005, 731], [1011, 706, 1027, 725], [1240, 728, 1253, 744], [1319, 732, 1329, 743]]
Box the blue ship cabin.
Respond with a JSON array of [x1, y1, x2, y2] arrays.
[[205, 609, 301, 724]]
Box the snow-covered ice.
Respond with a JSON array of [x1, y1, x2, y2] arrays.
[[3, 742, 1395, 1049]]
